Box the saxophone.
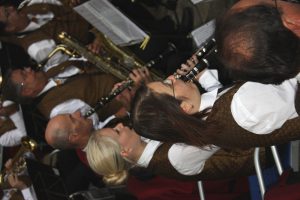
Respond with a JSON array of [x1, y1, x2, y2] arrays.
[[0, 137, 37, 187], [57, 31, 164, 81], [84, 42, 177, 117]]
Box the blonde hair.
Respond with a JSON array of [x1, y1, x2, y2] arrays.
[[86, 132, 131, 186]]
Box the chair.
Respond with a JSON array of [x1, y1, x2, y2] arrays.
[[248, 143, 291, 200], [198, 181, 205, 200]]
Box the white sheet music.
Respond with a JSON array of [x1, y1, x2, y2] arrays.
[[74, 0, 148, 46], [190, 0, 215, 4], [190, 19, 215, 47]]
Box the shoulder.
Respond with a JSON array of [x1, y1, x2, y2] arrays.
[[168, 144, 219, 175], [231, 79, 298, 134]]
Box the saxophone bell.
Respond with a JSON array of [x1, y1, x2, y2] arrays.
[[0, 137, 37, 188]]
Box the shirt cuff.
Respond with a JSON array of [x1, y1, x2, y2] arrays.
[[137, 140, 162, 167], [198, 69, 222, 91], [97, 115, 116, 129], [21, 187, 33, 200], [199, 89, 218, 112]]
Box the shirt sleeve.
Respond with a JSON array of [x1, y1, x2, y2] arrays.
[[198, 69, 222, 92], [0, 105, 27, 147], [27, 0, 62, 6], [21, 186, 37, 200], [168, 144, 220, 175], [27, 40, 57, 63], [231, 80, 298, 134]]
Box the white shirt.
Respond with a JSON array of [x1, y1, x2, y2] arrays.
[[50, 99, 114, 129], [231, 79, 298, 134], [21, 186, 37, 200], [199, 69, 298, 134], [0, 102, 27, 147], [0, 57, 83, 146]]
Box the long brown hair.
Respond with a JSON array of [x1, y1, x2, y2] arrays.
[[130, 84, 220, 148]]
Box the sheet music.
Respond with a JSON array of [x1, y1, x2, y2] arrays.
[[190, 19, 215, 47], [74, 0, 148, 46], [190, 0, 215, 4]]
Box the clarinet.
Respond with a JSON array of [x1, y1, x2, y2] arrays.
[[84, 43, 177, 118], [174, 38, 217, 81]]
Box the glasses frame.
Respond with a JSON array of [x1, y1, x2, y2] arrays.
[[163, 79, 175, 98]]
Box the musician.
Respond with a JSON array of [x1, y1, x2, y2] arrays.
[[1, 156, 37, 200], [44, 68, 204, 200], [85, 118, 262, 185], [0, 0, 101, 66], [130, 4, 300, 149], [0, 60, 122, 150]]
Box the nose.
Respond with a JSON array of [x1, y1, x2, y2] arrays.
[[115, 123, 124, 131]]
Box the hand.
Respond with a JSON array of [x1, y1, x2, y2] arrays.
[[176, 55, 198, 76], [7, 174, 28, 190], [112, 82, 134, 111], [129, 68, 152, 86], [4, 159, 13, 170], [86, 37, 103, 54], [114, 107, 128, 118]]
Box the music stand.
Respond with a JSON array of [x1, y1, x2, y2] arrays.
[[26, 158, 69, 200]]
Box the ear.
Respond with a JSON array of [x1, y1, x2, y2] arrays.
[[115, 123, 124, 130], [120, 148, 132, 158], [21, 87, 32, 96], [180, 101, 194, 114], [68, 132, 79, 143], [282, 17, 300, 37]]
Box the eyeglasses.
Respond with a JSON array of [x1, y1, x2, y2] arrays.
[[163, 79, 175, 98]]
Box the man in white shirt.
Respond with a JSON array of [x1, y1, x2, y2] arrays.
[[213, 3, 299, 135], [0, 60, 120, 147], [0, 0, 98, 65]]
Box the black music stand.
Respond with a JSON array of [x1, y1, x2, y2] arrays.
[[26, 158, 69, 200]]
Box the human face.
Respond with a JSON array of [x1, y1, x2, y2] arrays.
[[147, 75, 201, 114], [98, 123, 141, 161], [64, 110, 93, 136], [11, 68, 45, 97], [0, 5, 20, 33], [45, 110, 93, 148]]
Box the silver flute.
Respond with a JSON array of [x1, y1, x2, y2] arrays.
[[84, 43, 177, 117]]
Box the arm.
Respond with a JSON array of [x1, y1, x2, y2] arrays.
[[0, 103, 27, 147], [231, 80, 298, 134]]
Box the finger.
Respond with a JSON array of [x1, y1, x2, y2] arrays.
[[191, 55, 198, 63], [142, 68, 150, 76]]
